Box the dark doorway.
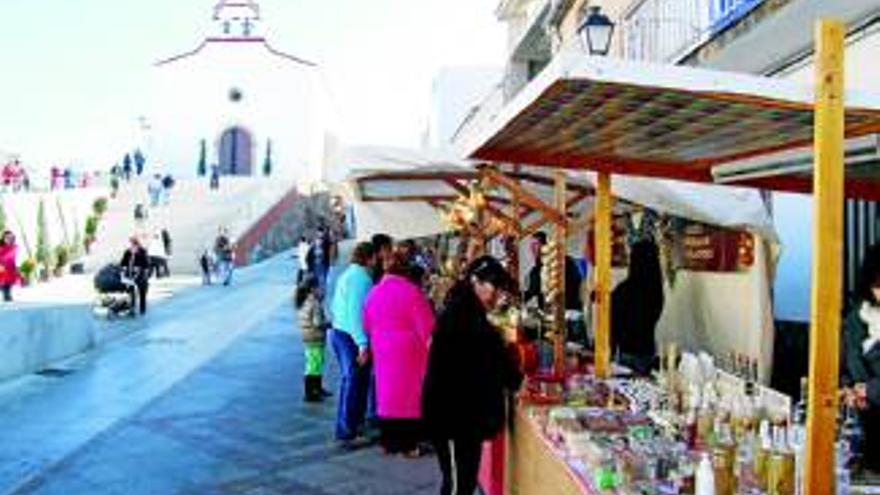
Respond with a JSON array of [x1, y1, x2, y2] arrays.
[[218, 127, 253, 176]]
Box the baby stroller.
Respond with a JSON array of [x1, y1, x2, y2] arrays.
[[93, 263, 140, 319]]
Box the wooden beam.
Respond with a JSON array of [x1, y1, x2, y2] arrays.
[[443, 178, 471, 196], [482, 168, 565, 225], [357, 171, 478, 183], [521, 189, 591, 238], [484, 204, 522, 236], [505, 170, 593, 194], [594, 172, 612, 380], [360, 194, 459, 203], [553, 170, 567, 377], [805, 19, 845, 495]]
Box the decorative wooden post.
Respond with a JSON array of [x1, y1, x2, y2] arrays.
[[805, 19, 845, 495], [594, 172, 612, 380], [553, 170, 567, 376]]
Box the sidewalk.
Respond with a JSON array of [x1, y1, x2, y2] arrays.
[[0, 254, 442, 495]]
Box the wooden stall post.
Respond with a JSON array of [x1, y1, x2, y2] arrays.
[[553, 171, 568, 376], [805, 19, 845, 495], [594, 172, 612, 380]]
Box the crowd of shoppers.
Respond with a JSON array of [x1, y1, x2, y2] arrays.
[[292, 231, 522, 494]]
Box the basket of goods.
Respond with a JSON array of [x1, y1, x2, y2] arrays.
[[522, 374, 566, 405]]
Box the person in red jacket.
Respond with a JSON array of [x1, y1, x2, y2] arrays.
[[0, 230, 22, 302]]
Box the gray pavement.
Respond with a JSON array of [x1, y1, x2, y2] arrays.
[[0, 255, 440, 495]]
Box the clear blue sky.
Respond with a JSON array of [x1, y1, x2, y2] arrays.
[[0, 0, 505, 168]]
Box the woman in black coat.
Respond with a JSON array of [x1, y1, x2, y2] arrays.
[[422, 256, 522, 495], [842, 242, 880, 471]]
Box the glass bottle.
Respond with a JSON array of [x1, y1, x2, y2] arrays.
[[754, 420, 772, 492], [767, 426, 795, 495]]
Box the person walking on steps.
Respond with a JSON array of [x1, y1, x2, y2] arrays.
[[296, 275, 332, 402]]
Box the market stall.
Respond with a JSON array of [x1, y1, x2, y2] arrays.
[[465, 19, 880, 495], [341, 149, 785, 494]]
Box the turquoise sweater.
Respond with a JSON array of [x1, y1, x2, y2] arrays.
[[331, 264, 374, 348]]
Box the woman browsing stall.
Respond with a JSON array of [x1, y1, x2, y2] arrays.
[[422, 255, 523, 495]]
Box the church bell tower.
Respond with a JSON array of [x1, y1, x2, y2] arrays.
[[213, 0, 262, 38]]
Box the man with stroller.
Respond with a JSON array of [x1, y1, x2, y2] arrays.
[[121, 237, 151, 314]]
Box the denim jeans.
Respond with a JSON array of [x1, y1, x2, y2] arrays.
[[330, 329, 370, 441]]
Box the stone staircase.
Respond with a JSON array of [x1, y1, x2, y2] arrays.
[[85, 177, 293, 275]]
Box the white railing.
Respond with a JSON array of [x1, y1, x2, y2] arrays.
[[623, 0, 712, 63]]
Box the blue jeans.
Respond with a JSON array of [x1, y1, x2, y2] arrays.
[[330, 329, 370, 440]]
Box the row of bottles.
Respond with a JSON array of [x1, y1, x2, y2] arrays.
[[689, 376, 864, 495]]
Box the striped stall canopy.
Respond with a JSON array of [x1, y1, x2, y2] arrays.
[[466, 48, 880, 200]]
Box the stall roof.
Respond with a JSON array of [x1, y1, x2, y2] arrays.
[[341, 146, 775, 240], [466, 49, 880, 198]]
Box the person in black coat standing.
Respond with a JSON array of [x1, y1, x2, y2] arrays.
[[422, 256, 522, 495], [120, 237, 151, 315], [611, 240, 665, 376], [841, 242, 880, 471]]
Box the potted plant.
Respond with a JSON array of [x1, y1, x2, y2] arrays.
[[53, 245, 70, 277], [19, 258, 36, 286], [84, 215, 98, 254], [35, 200, 50, 281], [92, 197, 108, 218]]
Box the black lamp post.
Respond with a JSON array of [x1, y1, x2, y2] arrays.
[[578, 5, 615, 56]]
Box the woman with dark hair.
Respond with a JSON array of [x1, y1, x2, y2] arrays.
[[611, 240, 665, 376], [0, 230, 21, 302], [330, 241, 377, 446], [842, 242, 880, 471], [363, 247, 436, 456], [422, 255, 522, 495]]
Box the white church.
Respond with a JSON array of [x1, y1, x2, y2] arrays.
[[148, 0, 337, 184]]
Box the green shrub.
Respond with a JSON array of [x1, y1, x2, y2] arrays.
[[92, 197, 108, 217], [19, 258, 36, 284], [35, 200, 49, 268], [54, 245, 70, 271], [85, 215, 98, 237]]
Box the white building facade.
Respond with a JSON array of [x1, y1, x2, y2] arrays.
[[149, 0, 337, 184]]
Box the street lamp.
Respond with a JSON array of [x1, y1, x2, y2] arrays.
[[578, 5, 615, 56]]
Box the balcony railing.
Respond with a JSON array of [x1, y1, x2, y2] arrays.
[[623, 0, 766, 63], [624, 0, 711, 63]]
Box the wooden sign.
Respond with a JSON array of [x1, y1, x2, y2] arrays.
[[674, 221, 754, 272]]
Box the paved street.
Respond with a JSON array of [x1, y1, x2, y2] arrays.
[[0, 256, 440, 495]]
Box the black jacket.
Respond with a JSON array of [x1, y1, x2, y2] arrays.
[[120, 247, 150, 284], [842, 305, 880, 407], [611, 277, 663, 374], [422, 284, 522, 441]]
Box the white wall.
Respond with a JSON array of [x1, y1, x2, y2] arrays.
[[427, 67, 503, 148], [150, 40, 337, 186], [769, 26, 880, 322]]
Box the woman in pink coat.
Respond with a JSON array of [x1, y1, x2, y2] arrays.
[[0, 230, 21, 302], [363, 246, 436, 456]]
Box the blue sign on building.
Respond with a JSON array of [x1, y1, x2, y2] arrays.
[[710, 0, 765, 35]]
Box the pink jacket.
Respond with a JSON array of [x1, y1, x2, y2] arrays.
[[0, 244, 20, 286], [363, 274, 436, 419]]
